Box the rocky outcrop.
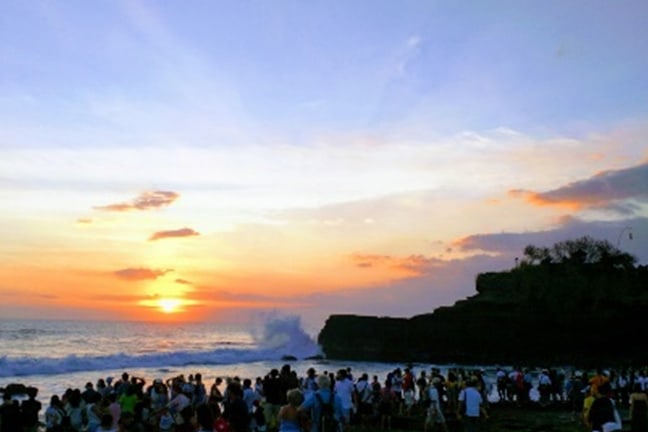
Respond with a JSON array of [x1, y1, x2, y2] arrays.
[[318, 259, 648, 366]]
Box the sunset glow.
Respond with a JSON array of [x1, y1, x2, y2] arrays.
[[157, 298, 183, 314], [0, 1, 647, 329]]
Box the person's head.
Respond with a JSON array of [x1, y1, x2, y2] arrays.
[[634, 383, 643, 393], [317, 374, 331, 390], [26, 386, 38, 399], [243, 378, 252, 388], [286, 388, 304, 407], [227, 382, 243, 399], [2, 392, 11, 403], [598, 381, 612, 397]]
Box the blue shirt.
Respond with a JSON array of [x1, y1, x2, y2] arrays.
[[300, 389, 344, 432]]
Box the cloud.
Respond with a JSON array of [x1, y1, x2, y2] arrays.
[[351, 253, 441, 275], [94, 190, 179, 212], [149, 227, 200, 241], [114, 267, 173, 281], [454, 216, 648, 262], [510, 162, 648, 212], [0, 289, 60, 300], [188, 287, 306, 308], [175, 278, 192, 285], [76, 218, 93, 224]]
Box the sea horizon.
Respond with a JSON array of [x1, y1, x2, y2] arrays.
[[1, 316, 478, 405]]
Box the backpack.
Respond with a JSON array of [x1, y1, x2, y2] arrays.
[[315, 392, 339, 432]]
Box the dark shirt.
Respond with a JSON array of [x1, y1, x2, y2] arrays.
[[0, 401, 23, 432], [223, 398, 249, 432], [263, 377, 282, 405], [21, 398, 42, 427], [588, 397, 616, 431]]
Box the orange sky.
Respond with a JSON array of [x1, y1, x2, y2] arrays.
[[1, 2, 647, 330]]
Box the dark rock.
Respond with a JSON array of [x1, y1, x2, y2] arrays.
[[280, 355, 298, 361], [304, 354, 325, 360], [318, 244, 648, 365]]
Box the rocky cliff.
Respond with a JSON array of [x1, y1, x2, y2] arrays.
[[318, 240, 648, 366]]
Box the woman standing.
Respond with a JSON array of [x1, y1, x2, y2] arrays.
[[45, 395, 66, 432], [277, 389, 305, 432]]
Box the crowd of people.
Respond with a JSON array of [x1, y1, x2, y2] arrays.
[[2, 364, 648, 432]]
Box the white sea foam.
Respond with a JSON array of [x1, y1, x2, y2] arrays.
[[0, 314, 322, 378]]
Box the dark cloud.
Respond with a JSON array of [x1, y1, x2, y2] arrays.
[[175, 278, 192, 285], [114, 267, 173, 281], [510, 162, 648, 212], [149, 227, 200, 241], [94, 191, 179, 212], [454, 216, 648, 263]]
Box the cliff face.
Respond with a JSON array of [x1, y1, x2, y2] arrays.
[[318, 262, 648, 365]]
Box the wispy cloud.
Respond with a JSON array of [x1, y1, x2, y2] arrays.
[[351, 253, 440, 275], [149, 227, 200, 241], [510, 162, 648, 212], [188, 287, 305, 308], [114, 267, 173, 281], [94, 190, 179, 212]]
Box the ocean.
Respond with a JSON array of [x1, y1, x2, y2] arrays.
[[2, 315, 488, 404]]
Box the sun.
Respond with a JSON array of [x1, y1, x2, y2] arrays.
[[157, 298, 183, 314]]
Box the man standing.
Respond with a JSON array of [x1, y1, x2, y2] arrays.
[[300, 375, 344, 432], [0, 393, 22, 432], [457, 378, 487, 432]]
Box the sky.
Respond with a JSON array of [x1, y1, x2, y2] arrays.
[[1, 0, 647, 331]]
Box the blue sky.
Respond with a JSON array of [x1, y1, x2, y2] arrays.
[[1, 1, 647, 327]]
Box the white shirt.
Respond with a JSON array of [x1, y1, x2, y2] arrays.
[[334, 378, 355, 410]]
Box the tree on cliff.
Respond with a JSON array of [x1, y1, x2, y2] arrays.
[[521, 236, 636, 268]]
